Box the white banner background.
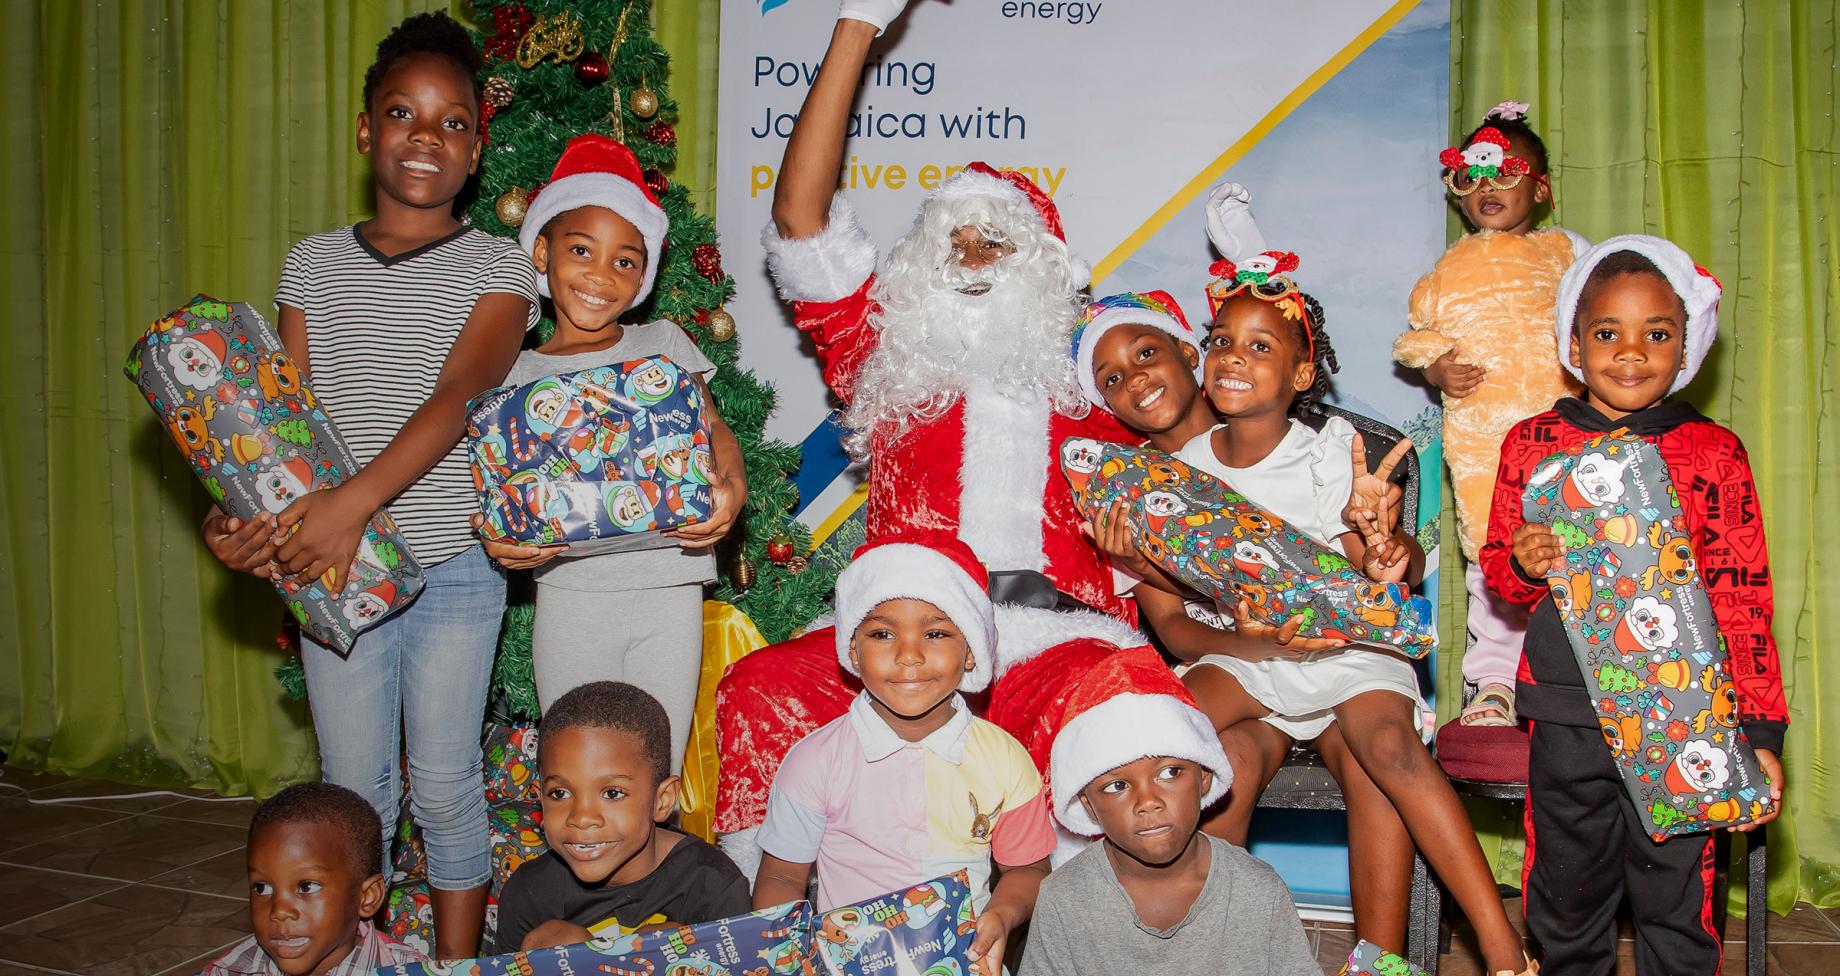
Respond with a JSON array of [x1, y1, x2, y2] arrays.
[[716, 0, 1452, 910]]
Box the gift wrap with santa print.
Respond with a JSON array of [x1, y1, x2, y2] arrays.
[[1059, 438, 1438, 656], [377, 899, 815, 976], [811, 871, 977, 976], [122, 294, 424, 654], [466, 356, 714, 555], [1341, 939, 1428, 976], [1522, 430, 1773, 840]]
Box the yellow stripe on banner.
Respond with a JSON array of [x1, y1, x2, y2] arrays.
[[809, 481, 871, 548], [1089, 0, 1423, 284]]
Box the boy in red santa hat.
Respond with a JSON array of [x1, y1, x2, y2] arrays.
[[1019, 644, 1316, 976], [475, 134, 748, 772], [752, 534, 1054, 976], [1482, 234, 1786, 975]]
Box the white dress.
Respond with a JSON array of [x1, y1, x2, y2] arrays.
[[1173, 418, 1432, 742]]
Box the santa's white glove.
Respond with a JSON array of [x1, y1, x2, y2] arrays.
[[838, 0, 910, 35], [1205, 181, 1268, 263]]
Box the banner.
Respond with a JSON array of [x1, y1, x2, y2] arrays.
[[716, 0, 1451, 913]]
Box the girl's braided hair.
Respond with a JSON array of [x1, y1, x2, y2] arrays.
[[1291, 292, 1340, 418]]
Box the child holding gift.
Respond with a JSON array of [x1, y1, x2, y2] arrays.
[[1072, 283, 1532, 975], [1481, 235, 1786, 974], [474, 134, 747, 763], [200, 12, 537, 956], [202, 783, 426, 976], [1391, 102, 1589, 726], [752, 534, 1054, 976], [492, 681, 751, 952], [1019, 644, 1318, 976]]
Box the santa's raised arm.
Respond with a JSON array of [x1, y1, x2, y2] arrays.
[[715, 0, 1143, 872]]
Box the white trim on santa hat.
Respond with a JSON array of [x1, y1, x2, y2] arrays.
[[1555, 234, 1722, 395], [1049, 685, 1233, 837], [833, 541, 998, 693], [518, 142, 671, 305]]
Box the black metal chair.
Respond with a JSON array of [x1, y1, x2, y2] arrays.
[[1250, 405, 1442, 967]]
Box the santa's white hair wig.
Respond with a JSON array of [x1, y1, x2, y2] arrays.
[[843, 176, 1089, 458]]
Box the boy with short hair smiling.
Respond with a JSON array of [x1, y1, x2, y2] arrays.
[[203, 783, 425, 976], [1483, 235, 1787, 974], [1020, 645, 1316, 976], [490, 681, 750, 952], [753, 534, 1055, 975]]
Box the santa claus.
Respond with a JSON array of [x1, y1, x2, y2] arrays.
[[714, 0, 1141, 868]]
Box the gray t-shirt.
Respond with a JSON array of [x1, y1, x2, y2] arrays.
[[502, 319, 718, 592], [1019, 836, 1318, 976]]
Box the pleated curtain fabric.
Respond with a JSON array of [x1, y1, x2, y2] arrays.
[[1443, 0, 1838, 913], [0, 0, 721, 798]]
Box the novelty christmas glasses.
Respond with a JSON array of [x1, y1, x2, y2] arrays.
[[1439, 126, 1542, 196], [1205, 251, 1314, 362]]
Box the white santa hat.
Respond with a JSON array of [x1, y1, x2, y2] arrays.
[[1556, 234, 1722, 394], [1070, 291, 1203, 410], [518, 135, 670, 304], [833, 533, 997, 694], [929, 162, 1090, 290], [1047, 644, 1233, 837]]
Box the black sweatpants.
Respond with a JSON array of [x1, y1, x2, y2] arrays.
[[1524, 721, 1721, 975]]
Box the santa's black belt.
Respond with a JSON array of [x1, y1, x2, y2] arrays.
[[986, 569, 1098, 614]]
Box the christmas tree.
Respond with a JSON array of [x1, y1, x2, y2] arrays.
[[277, 0, 838, 716], [1596, 661, 1641, 694]]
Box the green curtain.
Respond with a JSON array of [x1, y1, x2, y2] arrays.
[[1446, 0, 1839, 914], [0, 0, 720, 798]]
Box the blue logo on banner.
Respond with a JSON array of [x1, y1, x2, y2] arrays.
[[760, 0, 791, 13]]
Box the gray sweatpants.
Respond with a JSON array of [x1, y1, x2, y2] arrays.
[[530, 582, 705, 773]]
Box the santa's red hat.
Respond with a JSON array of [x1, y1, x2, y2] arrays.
[[932, 162, 1090, 289], [278, 456, 314, 493], [184, 331, 228, 366], [834, 533, 997, 693], [518, 135, 670, 304], [362, 580, 398, 607], [1046, 644, 1233, 836]]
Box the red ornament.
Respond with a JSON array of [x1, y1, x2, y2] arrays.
[[692, 244, 724, 283], [766, 532, 794, 565], [485, 4, 535, 62], [646, 122, 676, 148], [643, 169, 669, 197], [574, 51, 609, 85]]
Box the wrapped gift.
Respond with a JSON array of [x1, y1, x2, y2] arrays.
[[812, 872, 977, 976], [467, 357, 714, 555], [1060, 438, 1436, 656], [377, 900, 815, 976], [1522, 430, 1774, 839], [484, 721, 542, 805], [123, 294, 423, 654], [1341, 940, 1427, 976]]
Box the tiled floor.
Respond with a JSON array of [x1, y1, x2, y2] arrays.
[[1, 765, 1835, 975]]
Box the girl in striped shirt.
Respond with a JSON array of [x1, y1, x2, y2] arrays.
[[200, 13, 536, 957]]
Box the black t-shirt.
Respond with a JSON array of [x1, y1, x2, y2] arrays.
[[490, 831, 752, 953]]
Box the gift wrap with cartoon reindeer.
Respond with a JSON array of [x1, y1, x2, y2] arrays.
[[123, 294, 423, 653], [1060, 438, 1437, 656], [466, 356, 713, 555], [812, 871, 977, 976], [378, 899, 815, 976], [1522, 430, 1773, 839], [1341, 939, 1428, 976]]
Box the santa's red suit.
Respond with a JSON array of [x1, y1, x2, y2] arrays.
[[714, 170, 1142, 837]]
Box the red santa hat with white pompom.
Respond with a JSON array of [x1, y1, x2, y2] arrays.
[[1045, 644, 1233, 837], [833, 533, 998, 694], [518, 135, 671, 304]]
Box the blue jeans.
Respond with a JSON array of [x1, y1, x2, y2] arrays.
[[302, 544, 504, 890]]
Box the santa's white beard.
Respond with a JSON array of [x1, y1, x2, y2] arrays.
[[842, 257, 1085, 457]]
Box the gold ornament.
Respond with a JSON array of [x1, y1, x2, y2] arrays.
[[707, 309, 736, 342], [495, 186, 530, 228], [484, 76, 514, 109], [516, 11, 585, 70], [733, 555, 756, 590], [630, 86, 660, 119]]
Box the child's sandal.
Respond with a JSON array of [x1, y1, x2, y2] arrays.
[[1492, 955, 1539, 976], [1460, 682, 1517, 727]]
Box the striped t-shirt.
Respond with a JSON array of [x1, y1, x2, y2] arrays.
[[275, 224, 539, 564]]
